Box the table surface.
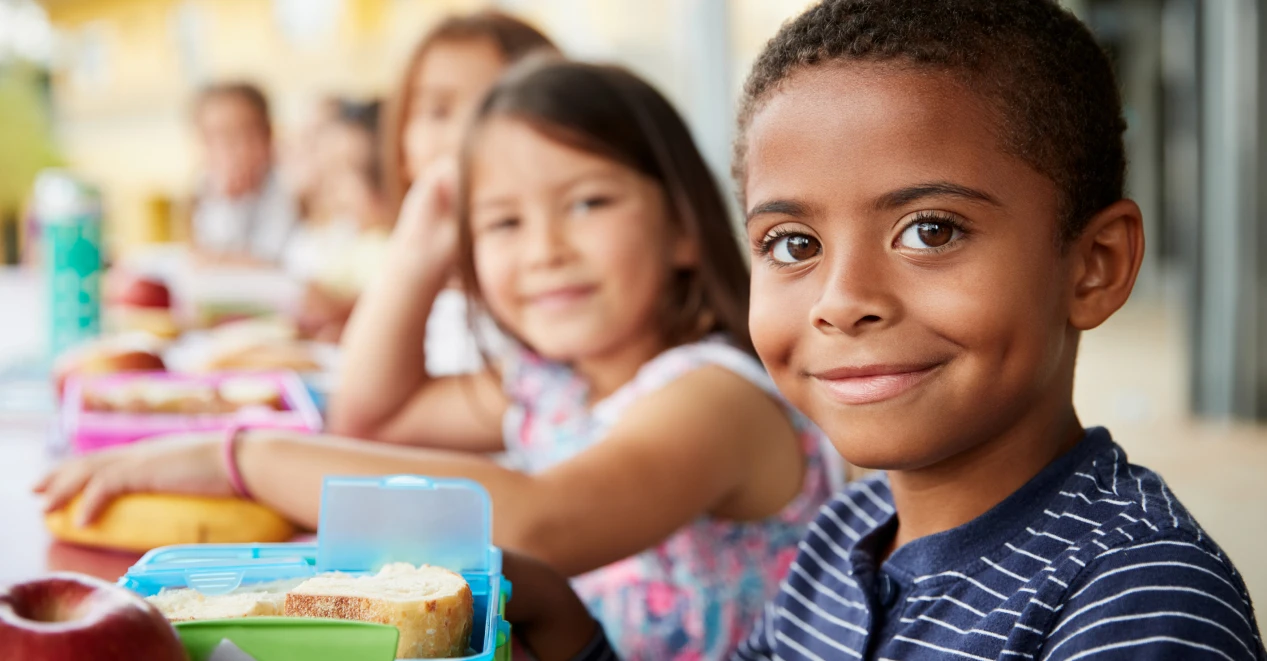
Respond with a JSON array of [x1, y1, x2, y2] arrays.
[[0, 426, 144, 585], [0, 267, 144, 584]]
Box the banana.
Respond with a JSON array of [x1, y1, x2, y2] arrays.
[[46, 494, 295, 553]]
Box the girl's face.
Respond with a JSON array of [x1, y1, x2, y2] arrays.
[[744, 63, 1074, 471], [403, 38, 507, 182], [468, 117, 695, 362]]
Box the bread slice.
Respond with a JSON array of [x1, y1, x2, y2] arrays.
[[285, 563, 474, 659], [138, 382, 220, 414], [218, 376, 284, 411], [146, 587, 287, 621]]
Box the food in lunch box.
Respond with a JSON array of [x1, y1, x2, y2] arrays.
[[84, 381, 219, 414], [217, 376, 286, 410], [146, 584, 292, 621], [45, 494, 295, 553], [82, 376, 285, 414], [285, 563, 474, 659], [0, 573, 187, 661], [139, 563, 474, 659]]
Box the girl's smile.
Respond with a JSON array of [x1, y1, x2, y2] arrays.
[[520, 284, 600, 312]]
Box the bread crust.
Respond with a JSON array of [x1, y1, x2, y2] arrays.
[[284, 582, 474, 658]]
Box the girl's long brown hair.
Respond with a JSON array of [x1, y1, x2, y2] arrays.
[[457, 58, 755, 356], [381, 10, 555, 214]]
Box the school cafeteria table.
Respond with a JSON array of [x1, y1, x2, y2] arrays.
[[0, 268, 143, 584], [0, 422, 144, 584]]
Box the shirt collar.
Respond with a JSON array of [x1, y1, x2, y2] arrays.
[[860, 427, 1116, 580]]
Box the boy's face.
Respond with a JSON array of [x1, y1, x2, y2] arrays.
[[745, 63, 1078, 471], [197, 95, 272, 198]]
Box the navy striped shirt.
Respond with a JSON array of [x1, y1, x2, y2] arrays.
[[573, 427, 1264, 660]]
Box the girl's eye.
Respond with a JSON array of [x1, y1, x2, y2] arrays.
[[482, 217, 519, 233], [896, 217, 964, 251], [768, 233, 821, 264], [570, 196, 611, 216], [413, 102, 449, 121]]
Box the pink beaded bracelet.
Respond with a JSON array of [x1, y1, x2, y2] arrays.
[[222, 425, 253, 500]]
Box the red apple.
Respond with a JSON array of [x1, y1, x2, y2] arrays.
[[0, 573, 187, 660], [108, 274, 172, 310]]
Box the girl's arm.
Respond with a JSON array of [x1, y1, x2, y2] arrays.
[[328, 160, 508, 451], [36, 431, 535, 533], [504, 365, 807, 575], [37, 366, 804, 577]]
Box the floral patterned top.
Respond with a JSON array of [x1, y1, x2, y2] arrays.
[[502, 335, 834, 660]]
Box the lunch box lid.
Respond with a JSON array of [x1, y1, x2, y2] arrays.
[[316, 475, 493, 574], [121, 476, 498, 596]]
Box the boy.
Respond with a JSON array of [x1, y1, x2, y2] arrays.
[[505, 1, 1266, 659], [190, 82, 297, 266]]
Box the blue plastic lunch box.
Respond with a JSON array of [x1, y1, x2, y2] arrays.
[[119, 476, 511, 661]]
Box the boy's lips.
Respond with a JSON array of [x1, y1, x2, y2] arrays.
[[808, 362, 943, 405]]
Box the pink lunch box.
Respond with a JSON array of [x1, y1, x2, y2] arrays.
[[62, 371, 323, 454]]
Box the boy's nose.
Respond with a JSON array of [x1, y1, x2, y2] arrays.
[[810, 250, 900, 335]]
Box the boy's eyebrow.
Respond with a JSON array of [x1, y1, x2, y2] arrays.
[[745, 199, 809, 225], [874, 182, 1001, 210]]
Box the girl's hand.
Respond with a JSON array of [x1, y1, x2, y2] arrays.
[[390, 157, 460, 273], [33, 433, 234, 526]]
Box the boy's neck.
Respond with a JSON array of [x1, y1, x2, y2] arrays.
[[883, 395, 1085, 561]]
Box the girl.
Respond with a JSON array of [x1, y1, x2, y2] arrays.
[[37, 59, 832, 661], [331, 10, 558, 385]]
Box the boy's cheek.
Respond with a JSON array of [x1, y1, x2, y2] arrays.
[[748, 280, 807, 386]]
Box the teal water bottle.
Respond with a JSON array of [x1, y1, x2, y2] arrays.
[[33, 170, 103, 361]]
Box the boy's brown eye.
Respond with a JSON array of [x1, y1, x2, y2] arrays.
[[897, 217, 964, 251], [917, 222, 954, 247], [769, 234, 822, 264]]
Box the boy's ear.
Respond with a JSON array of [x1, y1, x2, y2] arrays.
[[1067, 199, 1145, 331]]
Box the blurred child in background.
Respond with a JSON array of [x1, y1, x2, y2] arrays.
[[189, 82, 298, 266], [287, 99, 393, 341]]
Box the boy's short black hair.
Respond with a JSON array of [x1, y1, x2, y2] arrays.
[[735, 0, 1126, 243]]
